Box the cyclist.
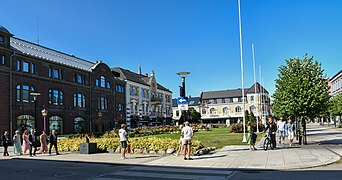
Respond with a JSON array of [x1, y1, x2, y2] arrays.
[[264, 115, 277, 149]]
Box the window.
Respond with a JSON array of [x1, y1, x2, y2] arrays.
[[96, 79, 99, 86], [116, 85, 124, 93], [0, 36, 3, 42], [116, 104, 122, 111], [106, 81, 111, 88], [77, 74, 84, 84], [31, 63, 35, 74], [16, 84, 35, 103], [17, 60, 21, 71], [208, 99, 215, 104], [251, 96, 254, 102], [223, 107, 229, 114], [216, 99, 222, 104], [210, 108, 216, 114], [54, 69, 59, 79], [250, 106, 256, 113], [49, 89, 63, 106], [23, 61, 29, 72], [176, 110, 179, 117], [202, 109, 206, 115], [74, 117, 85, 133], [98, 95, 108, 110], [49, 116, 63, 134], [235, 106, 242, 113], [17, 115, 35, 131], [49, 67, 63, 80], [1, 55, 4, 65], [74, 93, 86, 108], [189, 101, 195, 105], [233, 98, 238, 102], [100, 76, 106, 88]]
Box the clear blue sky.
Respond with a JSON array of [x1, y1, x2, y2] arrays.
[[1, 0, 341, 98]]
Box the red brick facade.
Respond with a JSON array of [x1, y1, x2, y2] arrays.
[[0, 26, 125, 136]]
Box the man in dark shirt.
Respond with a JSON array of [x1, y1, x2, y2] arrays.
[[264, 115, 277, 149]]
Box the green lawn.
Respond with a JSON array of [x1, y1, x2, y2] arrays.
[[152, 128, 265, 149]]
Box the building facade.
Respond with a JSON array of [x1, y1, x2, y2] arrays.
[[199, 83, 270, 125], [330, 70, 342, 97], [0, 25, 123, 135], [112, 67, 172, 129]]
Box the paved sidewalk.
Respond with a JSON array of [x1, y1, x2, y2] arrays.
[[1, 123, 341, 170]]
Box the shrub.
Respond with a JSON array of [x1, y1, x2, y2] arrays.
[[57, 137, 203, 152], [230, 123, 244, 133]]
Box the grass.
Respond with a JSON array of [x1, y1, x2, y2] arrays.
[[152, 128, 265, 149]]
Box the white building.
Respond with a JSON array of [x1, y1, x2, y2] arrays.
[[200, 83, 271, 125], [330, 70, 342, 97], [112, 67, 172, 129], [172, 97, 200, 123]]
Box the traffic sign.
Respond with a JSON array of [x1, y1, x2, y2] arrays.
[[177, 97, 188, 104], [178, 104, 188, 111]]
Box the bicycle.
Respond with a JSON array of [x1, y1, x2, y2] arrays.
[[263, 132, 274, 151]]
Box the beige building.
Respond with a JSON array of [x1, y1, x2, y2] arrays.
[[199, 83, 270, 125], [112, 67, 172, 129]]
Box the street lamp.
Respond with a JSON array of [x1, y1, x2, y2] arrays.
[[176, 72, 190, 124], [41, 109, 48, 132], [30, 92, 41, 130]]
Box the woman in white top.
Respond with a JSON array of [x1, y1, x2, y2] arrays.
[[119, 124, 128, 159], [286, 120, 296, 146]]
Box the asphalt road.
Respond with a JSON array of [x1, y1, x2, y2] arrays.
[[0, 158, 341, 180]]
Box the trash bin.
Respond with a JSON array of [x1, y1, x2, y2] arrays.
[[80, 143, 97, 154]]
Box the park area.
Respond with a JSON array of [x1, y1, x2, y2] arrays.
[[57, 125, 265, 154]]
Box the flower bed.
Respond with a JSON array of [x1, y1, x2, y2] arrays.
[[58, 137, 204, 153]]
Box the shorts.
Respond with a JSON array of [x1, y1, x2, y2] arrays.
[[183, 139, 192, 146], [121, 141, 127, 148], [288, 131, 294, 140], [278, 130, 285, 137]]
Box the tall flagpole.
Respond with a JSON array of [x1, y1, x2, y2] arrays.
[[259, 65, 262, 124], [238, 0, 247, 142], [262, 77, 265, 124], [252, 43, 259, 133]]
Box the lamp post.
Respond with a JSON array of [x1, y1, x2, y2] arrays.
[[176, 72, 190, 124], [30, 92, 41, 130], [41, 109, 48, 132]]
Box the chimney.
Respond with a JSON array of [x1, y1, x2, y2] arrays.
[[138, 64, 142, 75], [145, 73, 148, 77], [151, 70, 155, 76]]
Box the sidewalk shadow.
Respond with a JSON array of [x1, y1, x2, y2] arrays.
[[193, 154, 227, 160], [133, 155, 160, 159], [319, 139, 342, 145]]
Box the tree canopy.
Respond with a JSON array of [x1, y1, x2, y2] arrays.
[[272, 55, 330, 119], [329, 93, 342, 117]]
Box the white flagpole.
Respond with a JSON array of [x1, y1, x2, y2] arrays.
[[238, 0, 247, 142], [259, 65, 262, 124], [252, 43, 259, 133]]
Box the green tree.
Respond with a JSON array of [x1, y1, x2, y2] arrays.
[[272, 55, 330, 144], [249, 112, 256, 123], [180, 107, 201, 124], [329, 94, 342, 124]]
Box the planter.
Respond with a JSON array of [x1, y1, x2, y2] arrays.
[[80, 143, 97, 154]]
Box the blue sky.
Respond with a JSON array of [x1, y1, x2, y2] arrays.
[[1, 0, 341, 98]]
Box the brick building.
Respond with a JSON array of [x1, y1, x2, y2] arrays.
[[0, 25, 125, 136]]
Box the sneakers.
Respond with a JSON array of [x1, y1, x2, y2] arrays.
[[184, 157, 187, 160], [174, 153, 178, 156], [121, 157, 128, 159]]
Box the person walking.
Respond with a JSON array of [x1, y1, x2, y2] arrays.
[[13, 130, 22, 155], [181, 121, 194, 160], [264, 116, 277, 149], [40, 131, 48, 154], [277, 118, 286, 145], [247, 122, 257, 151], [1, 131, 10, 156], [22, 130, 30, 154], [286, 119, 296, 146], [119, 124, 129, 159], [49, 130, 60, 155], [174, 125, 184, 156], [28, 129, 38, 157]]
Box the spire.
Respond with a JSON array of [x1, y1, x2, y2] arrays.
[[138, 64, 142, 75]]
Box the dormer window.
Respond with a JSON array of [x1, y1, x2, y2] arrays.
[[0, 36, 3, 42]]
